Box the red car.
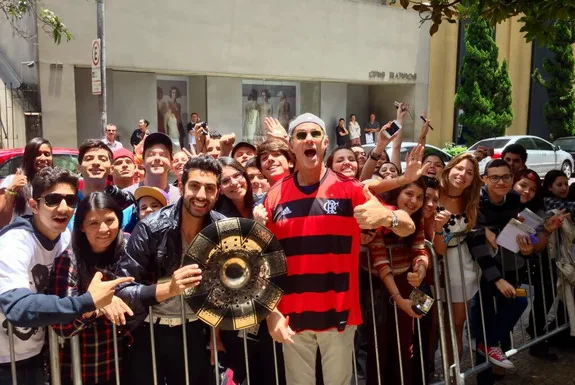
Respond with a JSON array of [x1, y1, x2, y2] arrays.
[[0, 147, 79, 181]]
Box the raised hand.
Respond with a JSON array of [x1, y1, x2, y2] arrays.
[[265, 117, 289, 144], [8, 169, 27, 193], [402, 145, 431, 183], [354, 185, 395, 229], [375, 122, 401, 151]]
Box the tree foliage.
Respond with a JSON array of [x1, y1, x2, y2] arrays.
[[533, 21, 575, 140], [454, 10, 513, 145], [1, 0, 71, 44], [400, 0, 575, 44]]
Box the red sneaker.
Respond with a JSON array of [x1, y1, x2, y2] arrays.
[[476, 343, 514, 369]]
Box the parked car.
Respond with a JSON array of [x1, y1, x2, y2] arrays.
[[553, 136, 575, 162], [467, 135, 573, 178], [362, 142, 453, 172], [0, 147, 79, 181]]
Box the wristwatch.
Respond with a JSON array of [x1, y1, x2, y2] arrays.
[[389, 211, 399, 228], [369, 151, 381, 162]]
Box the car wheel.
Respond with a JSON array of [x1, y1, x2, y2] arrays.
[[562, 160, 572, 179]]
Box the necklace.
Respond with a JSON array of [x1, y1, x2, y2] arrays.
[[445, 192, 462, 199]]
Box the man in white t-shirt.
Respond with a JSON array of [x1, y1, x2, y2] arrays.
[[0, 167, 132, 385], [101, 124, 124, 151]]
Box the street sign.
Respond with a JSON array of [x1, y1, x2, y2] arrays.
[[91, 38, 102, 95]]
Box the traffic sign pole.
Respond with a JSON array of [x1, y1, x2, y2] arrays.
[[96, 0, 107, 137]]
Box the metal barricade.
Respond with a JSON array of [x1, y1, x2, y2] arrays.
[[4, 232, 573, 385], [434, 230, 571, 384]]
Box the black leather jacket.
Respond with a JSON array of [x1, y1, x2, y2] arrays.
[[115, 199, 226, 328]]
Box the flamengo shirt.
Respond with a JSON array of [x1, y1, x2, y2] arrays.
[[263, 169, 368, 333], [0, 223, 71, 363]]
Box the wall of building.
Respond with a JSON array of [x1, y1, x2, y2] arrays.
[[496, 17, 533, 136], [369, 84, 416, 139], [0, 79, 27, 148], [206, 77, 243, 138], [37, 0, 429, 140]]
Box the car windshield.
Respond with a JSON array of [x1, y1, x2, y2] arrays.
[[554, 138, 575, 151], [468, 139, 511, 150]]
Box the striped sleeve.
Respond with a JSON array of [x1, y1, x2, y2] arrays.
[[368, 231, 391, 276], [411, 226, 429, 270]]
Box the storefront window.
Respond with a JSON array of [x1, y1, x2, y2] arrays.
[[241, 80, 320, 143]]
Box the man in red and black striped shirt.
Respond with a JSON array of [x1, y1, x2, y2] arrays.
[[261, 113, 415, 385]]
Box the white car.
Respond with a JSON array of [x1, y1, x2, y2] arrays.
[[362, 142, 453, 172], [467, 135, 573, 178]]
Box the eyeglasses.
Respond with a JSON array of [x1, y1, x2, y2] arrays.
[[38, 193, 79, 208], [294, 130, 323, 141], [221, 172, 244, 187], [486, 174, 513, 184]]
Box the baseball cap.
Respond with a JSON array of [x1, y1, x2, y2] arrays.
[[134, 186, 169, 207], [143, 132, 173, 158], [231, 141, 256, 158], [112, 148, 134, 162], [287, 113, 326, 137]]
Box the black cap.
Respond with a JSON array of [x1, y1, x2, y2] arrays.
[[143, 132, 173, 158], [231, 141, 256, 157]]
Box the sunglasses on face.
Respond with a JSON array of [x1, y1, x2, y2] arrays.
[[294, 130, 323, 141], [38, 193, 79, 208]]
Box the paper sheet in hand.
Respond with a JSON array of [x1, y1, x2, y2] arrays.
[[496, 218, 536, 253], [518, 208, 544, 230], [365, 133, 375, 144]]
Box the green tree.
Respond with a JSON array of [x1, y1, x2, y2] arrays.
[[399, 0, 575, 44], [454, 11, 513, 145], [1, 0, 71, 44], [533, 21, 575, 140]]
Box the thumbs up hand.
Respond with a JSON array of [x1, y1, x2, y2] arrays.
[[87, 272, 134, 309], [354, 185, 394, 229], [8, 169, 27, 193]]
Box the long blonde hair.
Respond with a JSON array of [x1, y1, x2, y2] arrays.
[[439, 153, 481, 232]]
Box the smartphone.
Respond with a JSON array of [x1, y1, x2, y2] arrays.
[[387, 122, 401, 136]]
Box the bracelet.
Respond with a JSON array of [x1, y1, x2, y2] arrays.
[[5, 189, 17, 196], [434, 230, 444, 236], [369, 151, 381, 162], [389, 292, 401, 305]]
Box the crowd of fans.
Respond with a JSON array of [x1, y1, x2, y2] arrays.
[[0, 102, 573, 385]]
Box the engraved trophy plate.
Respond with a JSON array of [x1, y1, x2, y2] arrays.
[[183, 218, 287, 330]]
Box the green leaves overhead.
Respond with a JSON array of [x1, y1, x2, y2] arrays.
[[400, 0, 575, 44], [1, 0, 72, 44]]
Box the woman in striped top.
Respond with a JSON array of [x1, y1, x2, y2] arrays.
[[365, 176, 430, 385]]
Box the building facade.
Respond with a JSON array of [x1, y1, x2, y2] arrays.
[[34, 0, 430, 149]]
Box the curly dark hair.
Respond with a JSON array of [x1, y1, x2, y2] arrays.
[[31, 167, 79, 201], [181, 155, 223, 187], [15, 137, 53, 214]]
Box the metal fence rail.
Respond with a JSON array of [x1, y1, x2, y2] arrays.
[[3, 238, 572, 385]]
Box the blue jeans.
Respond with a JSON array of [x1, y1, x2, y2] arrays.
[[0, 354, 44, 385], [474, 277, 528, 347]]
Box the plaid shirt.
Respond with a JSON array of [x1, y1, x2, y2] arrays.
[[48, 249, 129, 385]]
